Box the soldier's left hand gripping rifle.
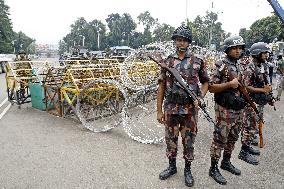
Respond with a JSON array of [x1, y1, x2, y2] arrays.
[[221, 63, 265, 148], [148, 55, 216, 127], [262, 68, 276, 111]]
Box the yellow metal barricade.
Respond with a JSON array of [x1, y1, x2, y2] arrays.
[[44, 66, 66, 116], [5, 61, 37, 106]]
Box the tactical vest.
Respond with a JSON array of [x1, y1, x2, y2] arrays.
[[165, 55, 201, 105], [249, 63, 271, 105], [214, 60, 246, 110]]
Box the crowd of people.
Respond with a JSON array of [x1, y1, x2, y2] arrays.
[[156, 24, 283, 187]]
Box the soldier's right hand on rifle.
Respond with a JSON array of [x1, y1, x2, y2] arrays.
[[229, 78, 239, 89], [263, 84, 272, 95], [157, 111, 165, 124]]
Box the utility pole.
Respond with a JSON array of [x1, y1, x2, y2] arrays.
[[79, 35, 85, 47], [186, 0, 188, 22], [208, 1, 214, 49], [95, 23, 101, 50], [97, 32, 100, 50], [12, 40, 17, 54]]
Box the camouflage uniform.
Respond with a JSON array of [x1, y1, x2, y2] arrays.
[[276, 59, 284, 100], [238, 59, 258, 146], [209, 57, 245, 161], [159, 51, 209, 161], [241, 106, 257, 146], [242, 60, 270, 143]]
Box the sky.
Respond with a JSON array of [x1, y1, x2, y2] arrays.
[[5, 0, 283, 45]]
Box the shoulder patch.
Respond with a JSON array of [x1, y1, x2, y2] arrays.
[[192, 54, 203, 65]]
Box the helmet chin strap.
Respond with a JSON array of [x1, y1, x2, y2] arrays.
[[227, 54, 240, 62], [256, 55, 265, 64], [177, 47, 188, 52]]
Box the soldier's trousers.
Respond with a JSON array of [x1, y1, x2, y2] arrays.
[[241, 106, 257, 146], [254, 104, 264, 135], [210, 103, 242, 161], [276, 74, 284, 99], [164, 109, 198, 161]]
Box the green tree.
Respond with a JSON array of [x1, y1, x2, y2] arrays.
[[58, 40, 68, 55], [87, 20, 106, 50], [187, 11, 225, 50], [129, 31, 144, 49], [137, 11, 157, 31], [14, 31, 35, 54], [120, 13, 136, 46], [70, 17, 88, 47], [0, 0, 14, 53], [61, 17, 89, 53], [137, 11, 158, 46], [203, 11, 224, 50], [105, 13, 123, 46], [26, 41, 36, 54], [105, 13, 137, 47], [239, 14, 284, 47], [153, 23, 175, 42], [187, 16, 207, 47]]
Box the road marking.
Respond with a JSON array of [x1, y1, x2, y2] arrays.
[[0, 103, 11, 120], [0, 97, 8, 108]]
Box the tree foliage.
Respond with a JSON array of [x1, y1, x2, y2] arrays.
[[137, 11, 158, 31], [14, 31, 35, 53], [58, 10, 284, 54], [2, 0, 284, 55], [0, 0, 14, 53], [153, 23, 175, 42], [0, 0, 35, 54], [187, 11, 225, 50], [239, 14, 284, 47]]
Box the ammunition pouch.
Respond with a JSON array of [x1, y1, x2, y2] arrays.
[[165, 92, 193, 104], [214, 91, 246, 111], [250, 93, 272, 105]]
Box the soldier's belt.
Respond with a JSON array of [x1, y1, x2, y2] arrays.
[[165, 93, 193, 104]]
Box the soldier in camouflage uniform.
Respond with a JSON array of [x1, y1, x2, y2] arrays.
[[238, 49, 260, 165], [208, 36, 247, 185], [276, 54, 284, 101], [157, 25, 209, 187], [240, 42, 273, 164]]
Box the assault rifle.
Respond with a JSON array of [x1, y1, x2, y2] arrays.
[[148, 55, 216, 127], [262, 65, 276, 111], [221, 63, 265, 148]]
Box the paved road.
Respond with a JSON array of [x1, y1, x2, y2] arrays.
[[0, 73, 7, 101], [0, 73, 284, 188]]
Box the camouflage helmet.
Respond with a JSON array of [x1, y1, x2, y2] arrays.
[[249, 42, 271, 56], [223, 36, 245, 53], [18, 50, 26, 54], [171, 25, 192, 43]]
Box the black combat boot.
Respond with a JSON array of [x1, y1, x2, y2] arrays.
[[209, 158, 227, 185], [247, 145, 260, 156], [159, 158, 177, 180], [238, 145, 259, 165], [220, 153, 241, 175], [184, 160, 194, 187], [250, 138, 258, 146]]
